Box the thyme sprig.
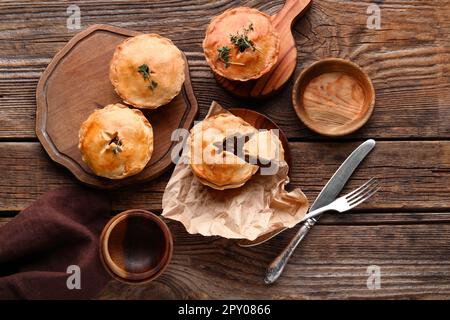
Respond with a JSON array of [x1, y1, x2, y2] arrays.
[[216, 23, 262, 68], [138, 64, 158, 91], [230, 23, 256, 53], [217, 46, 245, 68]]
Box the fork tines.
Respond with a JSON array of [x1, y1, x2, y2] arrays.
[[345, 178, 380, 208]]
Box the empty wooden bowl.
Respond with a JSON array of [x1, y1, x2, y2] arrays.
[[100, 209, 173, 284], [292, 58, 375, 137]]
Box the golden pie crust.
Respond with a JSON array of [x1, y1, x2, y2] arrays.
[[203, 7, 280, 81], [189, 113, 259, 190], [243, 130, 285, 163], [78, 103, 154, 179], [109, 34, 185, 109]]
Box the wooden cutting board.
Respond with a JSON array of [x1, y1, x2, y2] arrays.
[[36, 24, 198, 189], [215, 0, 313, 98]]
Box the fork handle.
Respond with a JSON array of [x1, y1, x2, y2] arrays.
[[301, 204, 333, 222], [265, 204, 333, 284], [265, 218, 316, 284]]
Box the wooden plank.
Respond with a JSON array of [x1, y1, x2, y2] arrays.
[[4, 212, 450, 225], [0, 0, 449, 139], [98, 222, 450, 299], [1, 217, 449, 299], [0, 141, 449, 213], [101, 221, 450, 299]]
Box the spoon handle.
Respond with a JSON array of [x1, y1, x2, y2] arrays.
[[272, 0, 313, 28]]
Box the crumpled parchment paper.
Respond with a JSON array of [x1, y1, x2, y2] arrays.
[[162, 102, 309, 240]]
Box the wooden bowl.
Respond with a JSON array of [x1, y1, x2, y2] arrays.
[[100, 209, 173, 284], [292, 58, 375, 137]]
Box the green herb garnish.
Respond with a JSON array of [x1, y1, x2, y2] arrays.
[[112, 145, 122, 154], [230, 23, 257, 53], [138, 64, 151, 80], [138, 64, 158, 91], [218, 46, 231, 67], [217, 45, 245, 68]]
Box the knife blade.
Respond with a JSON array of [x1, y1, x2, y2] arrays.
[[264, 139, 376, 284], [238, 138, 376, 247], [309, 139, 376, 211]]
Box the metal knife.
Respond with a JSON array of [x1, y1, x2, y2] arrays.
[[264, 139, 376, 284]]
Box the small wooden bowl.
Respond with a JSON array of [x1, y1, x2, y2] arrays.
[[100, 209, 173, 284], [292, 58, 375, 137]]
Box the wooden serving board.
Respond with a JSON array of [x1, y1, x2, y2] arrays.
[[36, 24, 198, 189], [215, 0, 313, 98]]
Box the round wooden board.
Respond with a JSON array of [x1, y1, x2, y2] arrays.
[[36, 24, 198, 189], [228, 108, 292, 176], [214, 0, 312, 99]]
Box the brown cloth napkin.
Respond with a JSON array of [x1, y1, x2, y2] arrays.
[[0, 187, 111, 299]]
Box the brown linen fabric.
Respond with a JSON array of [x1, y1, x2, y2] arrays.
[[0, 187, 111, 299]]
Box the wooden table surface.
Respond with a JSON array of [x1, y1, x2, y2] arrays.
[[1, 0, 450, 299]]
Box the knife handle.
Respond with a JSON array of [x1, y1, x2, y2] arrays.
[[264, 218, 316, 284]]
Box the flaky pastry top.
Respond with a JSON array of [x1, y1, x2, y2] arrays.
[[78, 103, 153, 179], [110, 34, 185, 109]]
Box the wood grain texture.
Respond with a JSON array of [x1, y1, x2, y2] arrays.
[[0, 0, 449, 139], [1, 0, 450, 300], [100, 210, 173, 284], [0, 216, 449, 299], [1, 140, 449, 212]]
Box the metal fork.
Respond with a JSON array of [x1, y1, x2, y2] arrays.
[[300, 178, 380, 223], [265, 178, 380, 284]]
